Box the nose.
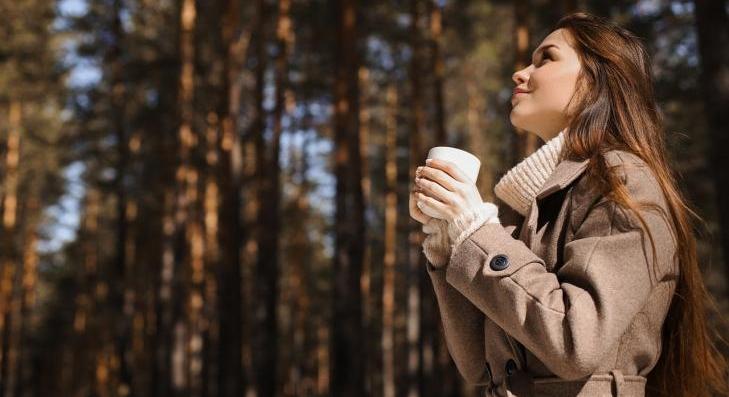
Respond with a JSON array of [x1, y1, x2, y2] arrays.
[[512, 65, 531, 87]]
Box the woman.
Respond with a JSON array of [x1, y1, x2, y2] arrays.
[[409, 12, 728, 397]]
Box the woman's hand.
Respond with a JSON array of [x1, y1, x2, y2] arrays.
[[414, 159, 484, 223], [409, 184, 432, 225]]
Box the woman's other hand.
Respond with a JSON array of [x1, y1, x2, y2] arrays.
[[414, 159, 484, 223], [409, 183, 433, 225]]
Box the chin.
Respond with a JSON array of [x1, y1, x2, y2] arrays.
[[509, 111, 531, 133]]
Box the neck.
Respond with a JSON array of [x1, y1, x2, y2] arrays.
[[538, 126, 566, 143]]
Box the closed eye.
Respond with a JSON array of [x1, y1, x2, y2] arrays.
[[538, 53, 552, 66]]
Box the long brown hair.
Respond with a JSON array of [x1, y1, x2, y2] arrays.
[[553, 12, 729, 396]]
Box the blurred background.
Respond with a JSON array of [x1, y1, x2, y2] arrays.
[[0, 0, 727, 396]]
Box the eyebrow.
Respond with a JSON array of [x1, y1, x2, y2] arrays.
[[532, 44, 559, 64]]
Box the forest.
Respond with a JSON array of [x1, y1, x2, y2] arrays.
[[0, 0, 727, 396]]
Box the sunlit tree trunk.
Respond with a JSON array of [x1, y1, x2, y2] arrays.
[[426, 2, 455, 394], [408, 1, 426, 396], [275, 1, 294, 395], [429, 0, 447, 146], [358, 65, 376, 395], [286, 125, 314, 395], [0, 100, 22, 396], [382, 84, 398, 397], [4, 184, 35, 397], [153, 6, 183, 393], [170, 0, 197, 393], [245, 0, 267, 395], [74, 188, 101, 397], [15, 223, 38, 397]]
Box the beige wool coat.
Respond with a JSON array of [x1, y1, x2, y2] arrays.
[[426, 150, 679, 397]]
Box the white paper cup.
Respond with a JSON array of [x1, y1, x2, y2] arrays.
[[426, 146, 481, 184]]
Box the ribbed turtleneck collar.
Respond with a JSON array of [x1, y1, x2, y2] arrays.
[[494, 129, 567, 217]]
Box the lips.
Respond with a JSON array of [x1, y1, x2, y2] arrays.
[[511, 89, 529, 102]]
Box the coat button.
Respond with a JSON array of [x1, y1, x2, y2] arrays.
[[489, 254, 509, 271], [505, 359, 517, 376]]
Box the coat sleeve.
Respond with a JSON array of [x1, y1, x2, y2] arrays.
[[426, 246, 492, 385], [443, 166, 677, 380], [425, 200, 524, 385]]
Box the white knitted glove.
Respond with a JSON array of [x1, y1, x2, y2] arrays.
[[447, 201, 501, 252], [423, 202, 501, 269], [422, 218, 451, 269]]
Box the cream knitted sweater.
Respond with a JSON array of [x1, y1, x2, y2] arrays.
[[422, 129, 566, 268]]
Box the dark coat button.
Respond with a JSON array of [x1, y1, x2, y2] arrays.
[[489, 254, 509, 271], [505, 359, 517, 376]]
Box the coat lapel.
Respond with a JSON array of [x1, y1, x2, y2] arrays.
[[524, 157, 590, 233], [535, 157, 590, 201]]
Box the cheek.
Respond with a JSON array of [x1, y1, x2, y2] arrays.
[[532, 68, 579, 112]]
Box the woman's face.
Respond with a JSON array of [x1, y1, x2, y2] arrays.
[[510, 28, 582, 142]]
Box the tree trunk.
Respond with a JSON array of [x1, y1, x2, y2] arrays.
[[109, 0, 133, 393], [80, 188, 102, 397], [151, 3, 183, 393], [16, 223, 38, 397], [429, 0, 447, 146], [426, 2, 460, 394], [358, 65, 375, 395], [382, 84, 398, 397], [4, 200, 31, 397], [171, 0, 197, 393], [246, 0, 268, 395], [408, 1, 426, 396], [330, 0, 366, 395], [289, 125, 314, 395], [693, 0, 729, 291], [253, 0, 285, 392], [213, 1, 247, 395], [0, 100, 22, 397]]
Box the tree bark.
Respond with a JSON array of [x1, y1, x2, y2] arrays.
[[693, 0, 729, 292], [170, 0, 197, 393], [252, 0, 285, 393], [382, 84, 398, 397], [213, 0, 246, 394], [330, 0, 366, 395], [108, 0, 133, 393], [0, 100, 22, 397], [408, 1, 426, 396], [429, 0, 447, 146]]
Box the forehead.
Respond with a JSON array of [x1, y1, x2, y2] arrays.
[[542, 28, 569, 44], [533, 29, 576, 55]]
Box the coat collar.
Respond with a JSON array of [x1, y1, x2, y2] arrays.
[[534, 157, 590, 201], [524, 156, 590, 239]]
